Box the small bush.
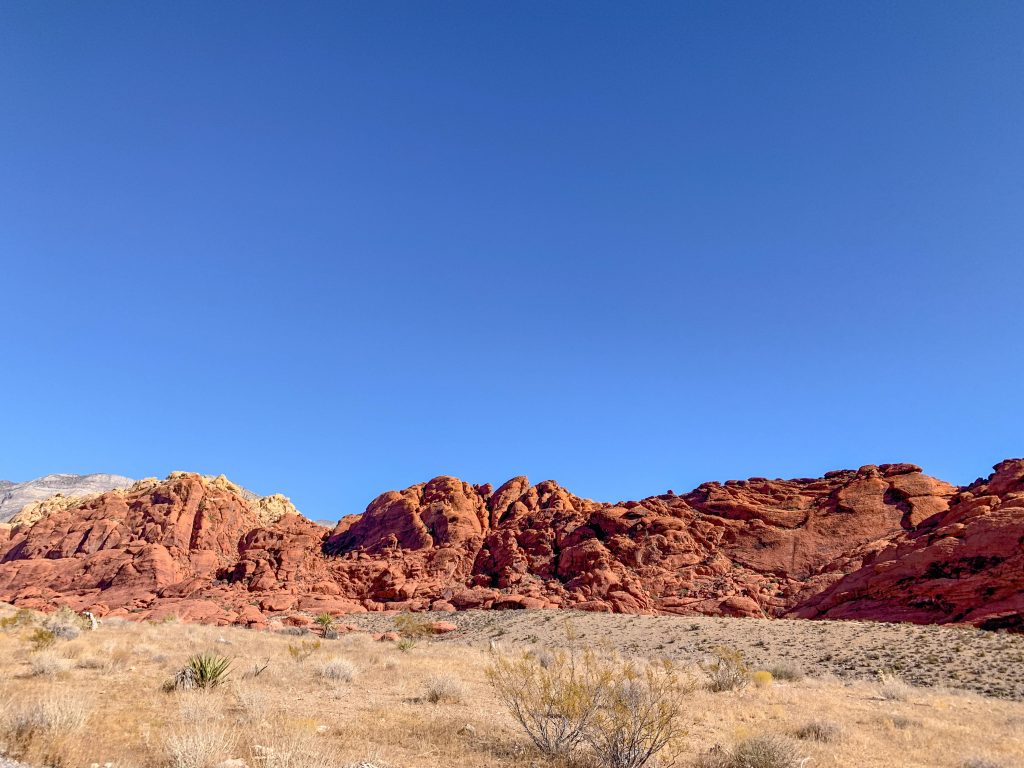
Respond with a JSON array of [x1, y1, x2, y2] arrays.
[[316, 658, 357, 683], [165, 722, 238, 768], [794, 720, 841, 743], [765, 661, 805, 682], [0, 608, 36, 630], [287, 640, 321, 662], [27, 628, 57, 651], [701, 647, 749, 693], [751, 670, 773, 688], [166, 653, 232, 691], [29, 652, 70, 677], [487, 648, 611, 756], [694, 734, 804, 768], [396, 637, 418, 652], [877, 671, 910, 701], [5, 692, 92, 754], [395, 613, 433, 639], [584, 659, 687, 768], [423, 674, 465, 704]]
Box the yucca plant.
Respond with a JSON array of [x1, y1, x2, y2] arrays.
[[313, 613, 335, 638], [166, 653, 232, 691]]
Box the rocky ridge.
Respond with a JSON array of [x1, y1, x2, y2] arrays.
[[0, 473, 135, 522], [0, 461, 1020, 631]]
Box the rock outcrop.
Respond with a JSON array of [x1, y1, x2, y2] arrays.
[[0, 462, 1019, 631], [789, 459, 1024, 631], [0, 473, 135, 522]]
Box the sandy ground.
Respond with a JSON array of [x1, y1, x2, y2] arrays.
[[0, 606, 1022, 768], [341, 610, 1024, 700]]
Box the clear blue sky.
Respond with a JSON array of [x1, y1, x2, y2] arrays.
[[2, 2, 1022, 521]]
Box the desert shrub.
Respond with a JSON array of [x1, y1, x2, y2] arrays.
[[751, 670, 773, 688], [287, 639, 321, 662], [316, 657, 357, 683], [584, 659, 687, 768], [165, 721, 238, 768], [700, 647, 749, 693], [395, 613, 433, 639], [249, 725, 341, 768], [765, 661, 805, 682], [27, 628, 57, 651], [0, 608, 36, 630], [487, 647, 611, 756], [165, 653, 232, 691], [794, 720, 841, 743], [877, 671, 910, 701], [4, 692, 92, 755], [29, 651, 70, 677], [694, 734, 804, 768], [423, 673, 465, 704], [44, 607, 85, 640]]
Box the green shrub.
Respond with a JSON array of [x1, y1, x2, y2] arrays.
[[396, 637, 418, 652], [700, 646, 749, 692], [0, 608, 36, 631], [28, 628, 57, 651], [287, 639, 321, 662]]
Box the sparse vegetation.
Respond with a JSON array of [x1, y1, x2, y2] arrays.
[[287, 639, 321, 662], [765, 661, 805, 682], [316, 657, 357, 683], [701, 646, 749, 692], [395, 612, 434, 639], [487, 647, 610, 756], [423, 673, 465, 703], [584, 659, 688, 768], [313, 613, 335, 638], [165, 653, 232, 691], [877, 671, 911, 701], [0, 604, 1020, 768], [694, 734, 804, 768], [794, 719, 842, 743]]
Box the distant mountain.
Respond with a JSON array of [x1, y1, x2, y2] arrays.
[[0, 473, 135, 522]]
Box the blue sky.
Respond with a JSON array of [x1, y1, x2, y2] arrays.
[[1, 2, 1022, 521]]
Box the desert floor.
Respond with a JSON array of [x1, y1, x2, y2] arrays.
[[0, 605, 1021, 768]]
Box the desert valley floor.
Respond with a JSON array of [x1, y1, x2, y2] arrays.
[[1, 605, 1022, 768]]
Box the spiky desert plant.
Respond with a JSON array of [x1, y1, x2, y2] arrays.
[[166, 653, 232, 691], [313, 613, 335, 638]]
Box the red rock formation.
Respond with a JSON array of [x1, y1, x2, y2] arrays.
[[0, 461, 1019, 631], [788, 459, 1024, 630]]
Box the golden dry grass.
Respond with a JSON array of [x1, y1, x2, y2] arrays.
[[0, 605, 1020, 768]]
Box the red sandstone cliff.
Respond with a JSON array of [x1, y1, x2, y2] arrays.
[[0, 461, 1019, 631]]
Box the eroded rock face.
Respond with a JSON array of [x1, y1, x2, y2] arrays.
[[788, 459, 1024, 630], [0, 462, 1018, 631]]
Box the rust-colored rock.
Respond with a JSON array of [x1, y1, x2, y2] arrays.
[[0, 462, 1019, 632]]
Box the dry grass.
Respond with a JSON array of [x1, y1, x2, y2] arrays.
[[0, 604, 1021, 768]]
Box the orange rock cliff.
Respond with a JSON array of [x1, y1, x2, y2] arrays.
[[0, 461, 1020, 632]]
